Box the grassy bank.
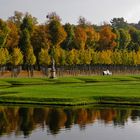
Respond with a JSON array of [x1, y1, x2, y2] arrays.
[[0, 75, 140, 106]]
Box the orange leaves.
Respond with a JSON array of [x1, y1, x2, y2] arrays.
[[98, 25, 117, 50], [74, 26, 87, 50], [85, 26, 100, 48], [6, 21, 19, 49]]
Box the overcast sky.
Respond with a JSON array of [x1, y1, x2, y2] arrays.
[[1, 0, 140, 24]]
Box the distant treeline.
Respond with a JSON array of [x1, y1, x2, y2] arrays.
[[1, 11, 140, 74]]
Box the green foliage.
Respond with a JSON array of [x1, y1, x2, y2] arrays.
[[48, 15, 67, 47], [128, 27, 140, 51], [62, 23, 75, 50], [118, 28, 131, 49], [111, 17, 128, 29], [19, 29, 30, 55], [20, 13, 37, 34]]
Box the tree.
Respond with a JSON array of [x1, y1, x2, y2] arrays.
[[66, 49, 80, 65], [26, 46, 36, 77], [98, 50, 112, 64], [62, 23, 75, 50], [74, 26, 87, 50], [78, 16, 91, 27], [111, 50, 122, 65], [59, 48, 66, 65], [112, 28, 120, 49], [78, 49, 92, 64], [128, 27, 140, 51], [53, 46, 66, 66], [91, 49, 99, 64], [85, 26, 100, 49], [31, 25, 50, 68], [66, 49, 75, 65], [10, 48, 23, 77], [19, 29, 30, 57], [110, 17, 128, 29], [97, 25, 117, 50], [6, 21, 19, 52], [19, 13, 37, 64], [10, 47, 23, 66], [47, 14, 67, 47], [118, 28, 131, 50], [0, 19, 10, 48], [39, 48, 51, 66], [8, 11, 24, 28], [20, 13, 37, 34]]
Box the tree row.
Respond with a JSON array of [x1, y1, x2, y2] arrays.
[[1, 11, 140, 70]]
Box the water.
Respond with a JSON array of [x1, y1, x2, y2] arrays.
[[0, 105, 140, 140]]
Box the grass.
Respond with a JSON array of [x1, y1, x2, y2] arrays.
[[0, 75, 140, 105]]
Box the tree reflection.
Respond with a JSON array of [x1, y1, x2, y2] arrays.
[[0, 106, 140, 137]]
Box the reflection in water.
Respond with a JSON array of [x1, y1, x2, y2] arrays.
[[0, 105, 140, 139]]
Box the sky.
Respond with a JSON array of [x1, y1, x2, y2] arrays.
[[1, 0, 140, 25]]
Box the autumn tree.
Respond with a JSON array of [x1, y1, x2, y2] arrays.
[[8, 11, 24, 28], [39, 48, 51, 66], [78, 49, 92, 64], [0, 19, 9, 48], [31, 25, 50, 68], [65, 49, 80, 65], [85, 26, 100, 49], [74, 26, 87, 50], [59, 48, 66, 65], [26, 46, 36, 77], [6, 21, 19, 52], [112, 28, 120, 48], [91, 49, 99, 64], [10, 47, 23, 77], [98, 50, 112, 64], [66, 49, 75, 65], [111, 50, 122, 65], [0, 48, 9, 75], [97, 25, 117, 50], [78, 16, 91, 28], [53, 46, 66, 66]]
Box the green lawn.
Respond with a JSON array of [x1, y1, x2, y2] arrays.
[[0, 75, 140, 105]]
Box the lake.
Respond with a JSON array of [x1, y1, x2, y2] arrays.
[[0, 105, 140, 140]]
